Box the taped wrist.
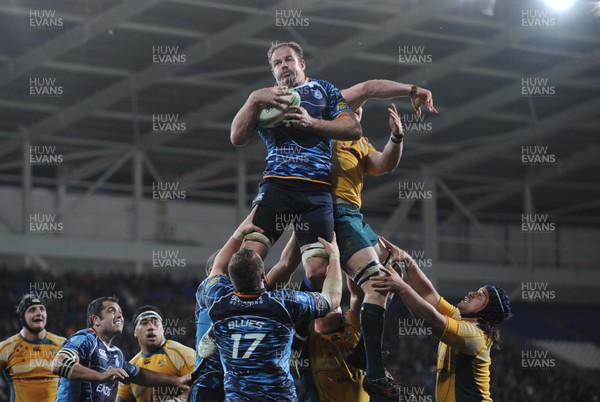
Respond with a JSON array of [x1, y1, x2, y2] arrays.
[[56, 349, 78, 379], [321, 278, 342, 307]]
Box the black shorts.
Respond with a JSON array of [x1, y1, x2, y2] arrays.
[[251, 178, 334, 247]]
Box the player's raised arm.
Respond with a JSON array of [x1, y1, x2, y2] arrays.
[[378, 237, 440, 307], [210, 208, 264, 278], [347, 274, 365, 316], [317, 234, 343, 311], [365, 104, 404, 176], [230, 87, 293, 146], [341, 79, 437, 117], [266, 232, 302, 290]]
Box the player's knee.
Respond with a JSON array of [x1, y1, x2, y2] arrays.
[[305, 262, 327, 283]]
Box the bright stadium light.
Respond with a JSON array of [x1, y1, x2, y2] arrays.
[[544, 0, 576, 11]]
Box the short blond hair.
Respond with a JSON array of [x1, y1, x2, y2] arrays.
[[267, 41, 304, 64]]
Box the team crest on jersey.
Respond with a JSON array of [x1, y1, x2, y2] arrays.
[[157, 359, 167, 366], [98, 349, 108, 360], [312, 89, 323, 100], [207, 276, 220, 288]]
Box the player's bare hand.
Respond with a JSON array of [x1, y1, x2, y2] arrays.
[[317, 233, 339, 258], [411, 87, 438, 118], [283, 106, 315, 130], [172, 373, 191, 390], [100, 367, 129, 382], [250, 86, 293, 111], [388, 103, 403, 136], [370, 266, 405, 294], [238, 206, 264, 237]]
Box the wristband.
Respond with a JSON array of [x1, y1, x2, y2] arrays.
[[390, 133, 404, 144], [232, 230, 244, 240], [409, 84, 418, 99]]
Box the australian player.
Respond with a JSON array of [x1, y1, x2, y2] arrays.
[[230, 41, 362, 293], [52, 296, 190, 402], [302, 276, 369, 402], [116, 305, 195, 402], [371, 237, 512, 402], [202, 214, 342, 401], [306, 80, 435, 398], [0, 295, 65, 402]]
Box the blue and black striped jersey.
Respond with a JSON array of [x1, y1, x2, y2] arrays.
[[257, 77, 352, 185], [204, 275, 330, 401], [55, 329, 138, 402], [191, 277, 224, 391]]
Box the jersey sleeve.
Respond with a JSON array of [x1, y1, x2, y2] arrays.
[[61, 331, 95, 361], [436, 297, 460, 319], [279, 290, 330, 323], [203, 275, 233, 310], [166, 341, 196, 375], [320, 80, 353, 119], [437, 298, 488, 355], [366, 139, 377, 155], [0, 338, 13, 369], [120, 359, 139, 384]]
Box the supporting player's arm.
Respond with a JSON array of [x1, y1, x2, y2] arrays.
[[378, 237, 440, 307], [132, 368, 190, 390], [210, 208, 263, 278], [283, 107, 362, 140], [266, 232, 302, 290], [369, 265, 447, 338], [365, 103, 404, 176], [347, 274, 365, 316], [341, 79, 437, 117], [317, 234, 343, 311], [52, 348, 129, 383], [230, 87, 294, 146]]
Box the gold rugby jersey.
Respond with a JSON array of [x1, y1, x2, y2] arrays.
[[436, 298, 493, 402], [116, 339, 195, 402], [331, 138, 377, 208], [307, 311, 369, 402], [0, 332, 65, 402]]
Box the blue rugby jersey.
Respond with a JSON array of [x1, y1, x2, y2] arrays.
[[204, 275, 330, 401], [257, 78, 352, 185], [55, 329, 138, 402], [191, 278, 224, 392]]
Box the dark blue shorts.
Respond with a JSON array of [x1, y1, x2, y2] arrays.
[[334, 203, 379, 262], [252, 178, 334, 247]]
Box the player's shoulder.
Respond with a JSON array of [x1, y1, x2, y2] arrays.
[[0, 333, 21, 351], [46, 332, 66, 345], [64, 328, 97, 348], [205, 275, 231, 289], [309, 77, 335, 88], [163, 340, 196, 366], [163, 339, 195, 355], [129, 350, 143, 365]]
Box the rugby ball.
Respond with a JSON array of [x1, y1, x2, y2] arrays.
[[257, 90, 301, 128]]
